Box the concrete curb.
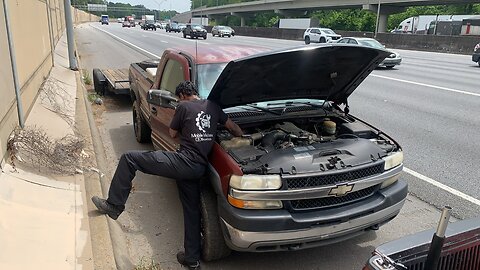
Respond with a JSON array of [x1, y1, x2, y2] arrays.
[[75, 73, 116, 270], [74, 31, 134, 269]]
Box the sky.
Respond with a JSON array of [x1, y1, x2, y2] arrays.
[[115, 0, 191, 13]]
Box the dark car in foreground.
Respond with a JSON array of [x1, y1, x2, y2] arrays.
[[363, 217, 480, 270], [472, 42, 480, 66], [338, 37, 402, 68], [183, 24, 207, 39], [127, 44, 407, 261]]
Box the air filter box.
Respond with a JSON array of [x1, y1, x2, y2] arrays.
[[339, 122, 376, 138]]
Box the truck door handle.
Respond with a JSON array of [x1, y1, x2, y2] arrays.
[[151, 107, 157, 115]]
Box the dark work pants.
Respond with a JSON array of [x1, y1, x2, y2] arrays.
[[107, 150, 206, 262]]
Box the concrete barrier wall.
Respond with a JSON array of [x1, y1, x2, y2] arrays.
[[229, 26, 478, 54], [0, 0, 98, 164]]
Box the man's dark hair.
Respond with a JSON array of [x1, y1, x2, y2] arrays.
[[175, 81, 198, 97]]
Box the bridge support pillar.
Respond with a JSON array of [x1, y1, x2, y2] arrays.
[[362, 4, 405, 33], [231, 12, 250, 26]]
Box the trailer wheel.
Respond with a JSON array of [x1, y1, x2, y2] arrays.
[[93, 68, 106, 96], [200, 185, 231, 262], [132, 100, 151, 143]]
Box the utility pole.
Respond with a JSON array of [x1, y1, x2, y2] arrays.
[[64, 0, 77, 70], [3, 0, 25, 128], [374, 0, 381, 38]]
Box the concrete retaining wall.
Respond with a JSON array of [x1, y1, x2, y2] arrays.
[[0, 0, 98, 165], [229, 26, 478, 54]]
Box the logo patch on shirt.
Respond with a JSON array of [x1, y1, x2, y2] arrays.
[[195, 111, 211, 133]]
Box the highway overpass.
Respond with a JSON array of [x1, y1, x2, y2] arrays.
[[173, 0, 478, 32]]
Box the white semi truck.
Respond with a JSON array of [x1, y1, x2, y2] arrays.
[[279, 18, 319, 29]]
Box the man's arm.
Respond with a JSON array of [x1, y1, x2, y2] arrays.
[[169, 128, 178, 139], [224, 118, 243, 137]]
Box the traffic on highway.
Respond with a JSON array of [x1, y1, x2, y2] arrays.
[[76, 21, 480, 269]]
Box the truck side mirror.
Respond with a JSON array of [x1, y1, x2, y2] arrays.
[[147, 89, 178, 109]]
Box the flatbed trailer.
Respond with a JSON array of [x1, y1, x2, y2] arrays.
[[92, 68, 130, 95]]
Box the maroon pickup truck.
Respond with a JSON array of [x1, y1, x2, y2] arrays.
[[126, 44, 408, 261]]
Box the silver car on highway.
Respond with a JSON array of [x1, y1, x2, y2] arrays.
[[337, 37, 402, 69]]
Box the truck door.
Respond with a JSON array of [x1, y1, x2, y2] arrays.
[[149, 54, 190, 151]]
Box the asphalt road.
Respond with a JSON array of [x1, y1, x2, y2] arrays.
[[75, 22, 479, 269]]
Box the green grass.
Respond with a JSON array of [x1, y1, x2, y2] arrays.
[[87, 93, 100, 102], [134, 257, 161, 270], [82, 70, 92, 85]]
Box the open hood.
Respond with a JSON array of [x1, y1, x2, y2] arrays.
[[208, 44, 389, 108]]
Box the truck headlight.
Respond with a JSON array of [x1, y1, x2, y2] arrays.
[[228, 195, 283, 209], [384, 152, 403, 170], [230, 174, 282, 190], [380, 174, 400, 189]]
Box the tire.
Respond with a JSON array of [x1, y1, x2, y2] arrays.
[[132, 100, 151, 143], [200, 185, 231, 262], [478, 62, 480, 67], [386, 65, 395, 69], [320, 37, 326, 43], [203, 35, 207, 40], [304, 36, 310, 45], [93, 68, 106, 96], [183, 33, 187, 38]]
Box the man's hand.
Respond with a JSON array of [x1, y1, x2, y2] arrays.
[[225, 118, 243, 137]]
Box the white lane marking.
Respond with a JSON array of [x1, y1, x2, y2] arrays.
[[161, 41, 168, 43], [91, 25, 160, 59], [371, 74, 480, 98], [404, 167, 480, 206]]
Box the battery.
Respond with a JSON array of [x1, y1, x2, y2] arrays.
[[339, 122, 376, 138]]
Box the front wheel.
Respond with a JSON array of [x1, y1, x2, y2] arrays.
[[132, 100, 151, 143], [385, 65, 395, 69], [203, 35, 207, 40], [200, 185, 231, 261], [320, 37, 326, 43], [304, 36, 310, 45]]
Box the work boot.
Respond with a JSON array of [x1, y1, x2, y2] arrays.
[[91, 196, 122, 220], [176, 251, 201, 270]]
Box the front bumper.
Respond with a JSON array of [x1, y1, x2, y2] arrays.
[[218, 167, 407, 252], [472, 52, 480, 62], [380, 58, 402, 66]]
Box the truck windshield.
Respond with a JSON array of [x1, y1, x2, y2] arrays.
[[196, 63, 227, 98]]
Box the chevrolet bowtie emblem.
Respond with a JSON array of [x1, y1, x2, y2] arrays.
[[329, 184, 354, 197]]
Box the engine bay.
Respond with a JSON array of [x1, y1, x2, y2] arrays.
[[217, 116, 398, 174]]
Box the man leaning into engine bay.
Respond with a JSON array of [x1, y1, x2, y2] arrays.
[[91, 81, 243, 270]]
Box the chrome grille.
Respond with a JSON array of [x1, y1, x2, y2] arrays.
[[285, 163, 384, 189], [403, 242, 480, 270], [290, 185, 378, 210]]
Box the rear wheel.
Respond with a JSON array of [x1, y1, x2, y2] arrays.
[[478, 61, 480, 67], [200, 185, 231, 261], [93, 68, 106, 96], [304, 36, 310, 44], [132, 100, 151, 143]]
